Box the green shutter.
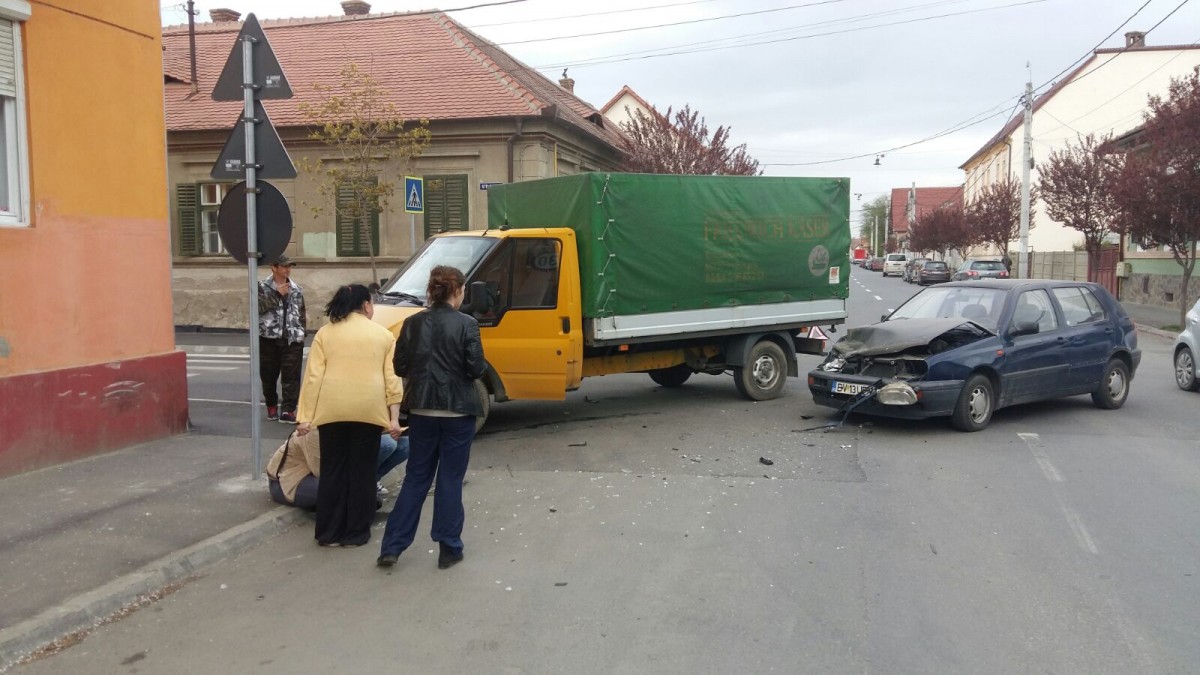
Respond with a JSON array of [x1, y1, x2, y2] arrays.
[[335, 179, 380, 257], [176, 183, 200, 256], [424, 174, 469, 237]]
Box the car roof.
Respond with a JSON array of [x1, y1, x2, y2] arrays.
[[941, 278, 1106, 291]]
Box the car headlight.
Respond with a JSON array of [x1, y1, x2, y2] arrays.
[[876, 382, 918, 406]]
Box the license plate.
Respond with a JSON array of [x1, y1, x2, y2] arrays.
[[832, 381, 866, 395]]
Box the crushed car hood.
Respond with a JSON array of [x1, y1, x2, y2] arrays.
[[831, 318, 994, 358]]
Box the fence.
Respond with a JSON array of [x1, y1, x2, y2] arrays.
[[1026, 251, 1089, 281]]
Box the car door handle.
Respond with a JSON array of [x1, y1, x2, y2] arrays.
[[561, 317, 571, 334]]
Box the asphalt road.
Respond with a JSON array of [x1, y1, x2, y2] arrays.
[[34, 268, 1195, 672]]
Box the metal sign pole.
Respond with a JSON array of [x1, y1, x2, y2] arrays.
[[243, 34, 263, 480], [410, 214, 416, 258]]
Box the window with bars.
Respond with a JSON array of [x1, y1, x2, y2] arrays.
[[0, 7, 29, 226], [423, 174, 469, 237], [176, 182, 233, 256], [336, 179, 380, 257]]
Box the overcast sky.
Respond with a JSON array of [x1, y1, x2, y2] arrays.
[[161, 0, 1200, 225]]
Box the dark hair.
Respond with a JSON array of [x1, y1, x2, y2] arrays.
[[427, 266, 465, 306], [325, 284, 372, 322]]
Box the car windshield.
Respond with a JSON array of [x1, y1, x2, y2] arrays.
[[888, 286, 1007, 330], [379, 236, 497, 303], [924, 261, 947, 270], [972, 261, 1005, 271]]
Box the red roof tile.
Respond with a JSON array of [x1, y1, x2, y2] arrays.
[[161, 11, 623, 149], [890, 185, 963, 235]]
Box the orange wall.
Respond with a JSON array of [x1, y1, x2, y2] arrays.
[[0, 1, 174, 376]]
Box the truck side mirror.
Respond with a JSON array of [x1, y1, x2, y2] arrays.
[[460, 280, 494, 316]]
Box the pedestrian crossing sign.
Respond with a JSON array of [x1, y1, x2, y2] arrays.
[[404, 176, 424, 214]]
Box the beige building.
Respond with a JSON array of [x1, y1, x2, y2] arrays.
[[960, 32, 1200, 254], [163, 5, 624, 329], [599, 84, 654, 130]]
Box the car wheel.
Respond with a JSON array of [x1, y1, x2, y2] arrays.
[[1091, 358, 1130, 409], [1176, 346, 1200, 391], [734, 340, 788, 401], [649, 363, 693, 388], [951, 374, 993, 432]]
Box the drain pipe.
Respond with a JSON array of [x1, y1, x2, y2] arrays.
[[506, 118, 524, 184]]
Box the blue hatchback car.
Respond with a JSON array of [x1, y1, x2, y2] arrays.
[[807, 280, 1141, 431]]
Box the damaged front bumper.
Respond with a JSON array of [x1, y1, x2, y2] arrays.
[[807, 371, 964, 419]]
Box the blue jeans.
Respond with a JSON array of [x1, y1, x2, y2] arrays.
[[269, 434, 409, 510], [379, 414, 475, 556], [376, 434, 410, 481]]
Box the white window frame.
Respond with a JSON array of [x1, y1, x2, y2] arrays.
[[0, 1, 30, 227]]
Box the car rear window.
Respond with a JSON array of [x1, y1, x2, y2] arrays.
[[971, 261, 1005, 271], [924, 261, 947, 270], [886, 254, 906, 261]]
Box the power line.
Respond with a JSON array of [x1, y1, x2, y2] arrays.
[[471, 0, 727, 28], [497, 0, 851, 46], [1032, 0, 1153, 93]]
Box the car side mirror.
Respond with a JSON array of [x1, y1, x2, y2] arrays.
[[459, 280, 494, 316], [1010, 320, 1039, 337]]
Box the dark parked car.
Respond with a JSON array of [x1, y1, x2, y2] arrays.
[[807, 280, 1140, 431], [915, 260, 951, 285], [867, 257, 884, 272], [903, 257, 930, 283], [952, 258, 1010, 281]]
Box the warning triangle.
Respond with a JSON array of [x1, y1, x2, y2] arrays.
[[406, 184, 423, 211], [210, 100, 297, 180], [211, 14, 293, 102], [808, 326, 828, 341]]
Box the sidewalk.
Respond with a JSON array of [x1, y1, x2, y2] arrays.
[[1120, 300, 1182, 338], [0, 432, 306, 670]]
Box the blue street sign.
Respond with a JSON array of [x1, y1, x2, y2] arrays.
[[404, 176, 424, 214]]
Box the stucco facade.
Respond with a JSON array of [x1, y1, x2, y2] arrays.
[[0, 1, 187, 475]]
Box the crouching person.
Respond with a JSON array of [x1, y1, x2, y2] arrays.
[[267, 428, 409, 509]]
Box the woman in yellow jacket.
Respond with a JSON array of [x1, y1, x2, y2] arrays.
[[296, 284, 403, 547]]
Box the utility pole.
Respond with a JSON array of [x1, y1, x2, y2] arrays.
[[872, 214, 878, 255], [1018, 71, 1033, 279]]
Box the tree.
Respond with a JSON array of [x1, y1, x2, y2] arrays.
[[1038, 133, 1121, 282], [620, 104, 761, 175], [909, 204, 967, 257], [858, 195, 889, 256], [1109, 66, 1200, 327], [966, 175, 1033, 258], [299, 63, 432, 284]]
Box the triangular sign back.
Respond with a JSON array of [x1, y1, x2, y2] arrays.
[[210, 100, 297, 180], [211, 14, 293, 101]]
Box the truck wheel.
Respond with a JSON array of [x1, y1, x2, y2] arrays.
[[649, 364, 692, 387], [734, 340, 788, 401], [474, 379, 490, 433]]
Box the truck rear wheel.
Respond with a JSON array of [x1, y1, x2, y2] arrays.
[[649, 364, 692, 387], [734, 340, 788, 401], [474, 379, 490, 433]]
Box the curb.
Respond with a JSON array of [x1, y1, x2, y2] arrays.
[[1137, 325, 1176, 340], [0, 506, 308, 672]]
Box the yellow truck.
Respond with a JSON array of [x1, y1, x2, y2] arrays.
[[373, 173, 850, 427]]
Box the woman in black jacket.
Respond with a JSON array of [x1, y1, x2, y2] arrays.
[[378, 266, 486, 569]]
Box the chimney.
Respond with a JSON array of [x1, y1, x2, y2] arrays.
[[1125, 31, 1146, 49], [342, 0, 370, 15], [209, 8, 241, 22], [558, 68, 575, 94]]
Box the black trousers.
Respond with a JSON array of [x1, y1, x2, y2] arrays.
[[315, 421, 382, 546], [260, 337, 303, 412]]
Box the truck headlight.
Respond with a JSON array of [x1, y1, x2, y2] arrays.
[[876, 382, 918, 406]]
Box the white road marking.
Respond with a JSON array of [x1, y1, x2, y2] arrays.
[[186, 365, 238, 372], [1055, 491, 1099, 554], [186, 354, 250, 361], [1019, 432, 1064, 482], [188, 397, 252, 405], [873, 295, 882, 301]]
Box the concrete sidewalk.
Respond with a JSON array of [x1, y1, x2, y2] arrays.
[[0, 432, 307, 670]]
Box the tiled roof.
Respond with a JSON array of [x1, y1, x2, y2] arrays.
[[891, 185, 963, 234], [161, 11, 623, 150], [600, 85, 654, 115], [960, 43, 1200, 169]]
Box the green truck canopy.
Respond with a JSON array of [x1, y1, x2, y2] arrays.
[[486, 173, 850, 320]]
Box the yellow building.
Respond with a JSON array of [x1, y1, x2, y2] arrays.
[[0, 1, 186, 475]]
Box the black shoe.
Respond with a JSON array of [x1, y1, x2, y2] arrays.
[[377, 554, 398, 567], [437, 543, 463, 569]]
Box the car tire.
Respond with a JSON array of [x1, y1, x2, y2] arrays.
[[649, 364, 693, 388], [733, 340, 788, 401], [1091, 358, 1130, 409], [951, 373, 994, 432], [1176, 346, 1200, 391]]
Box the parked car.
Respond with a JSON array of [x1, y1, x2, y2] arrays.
[[915, 260, 951, 285], [903, 257, 930, 283], [807, 280, 1140, 431], [1174, 298, 1200, 391], [882, 252, 911, 277], [952, 258, 1010, 281], [867, 257, 884, 272]]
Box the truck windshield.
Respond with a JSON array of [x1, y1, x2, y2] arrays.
[[379, 237, 497, 304]]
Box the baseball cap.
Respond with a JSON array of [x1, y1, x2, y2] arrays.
[[272, 254, 295, 266]]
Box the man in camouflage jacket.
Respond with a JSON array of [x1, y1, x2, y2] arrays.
[[259, 254, 306, 422]]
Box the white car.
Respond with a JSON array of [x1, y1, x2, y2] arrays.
[[882, 253, 910, 277], [1174, 298, 1200, 391]]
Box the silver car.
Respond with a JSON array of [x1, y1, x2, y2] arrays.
[[1174, 298, 1200, 391]]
